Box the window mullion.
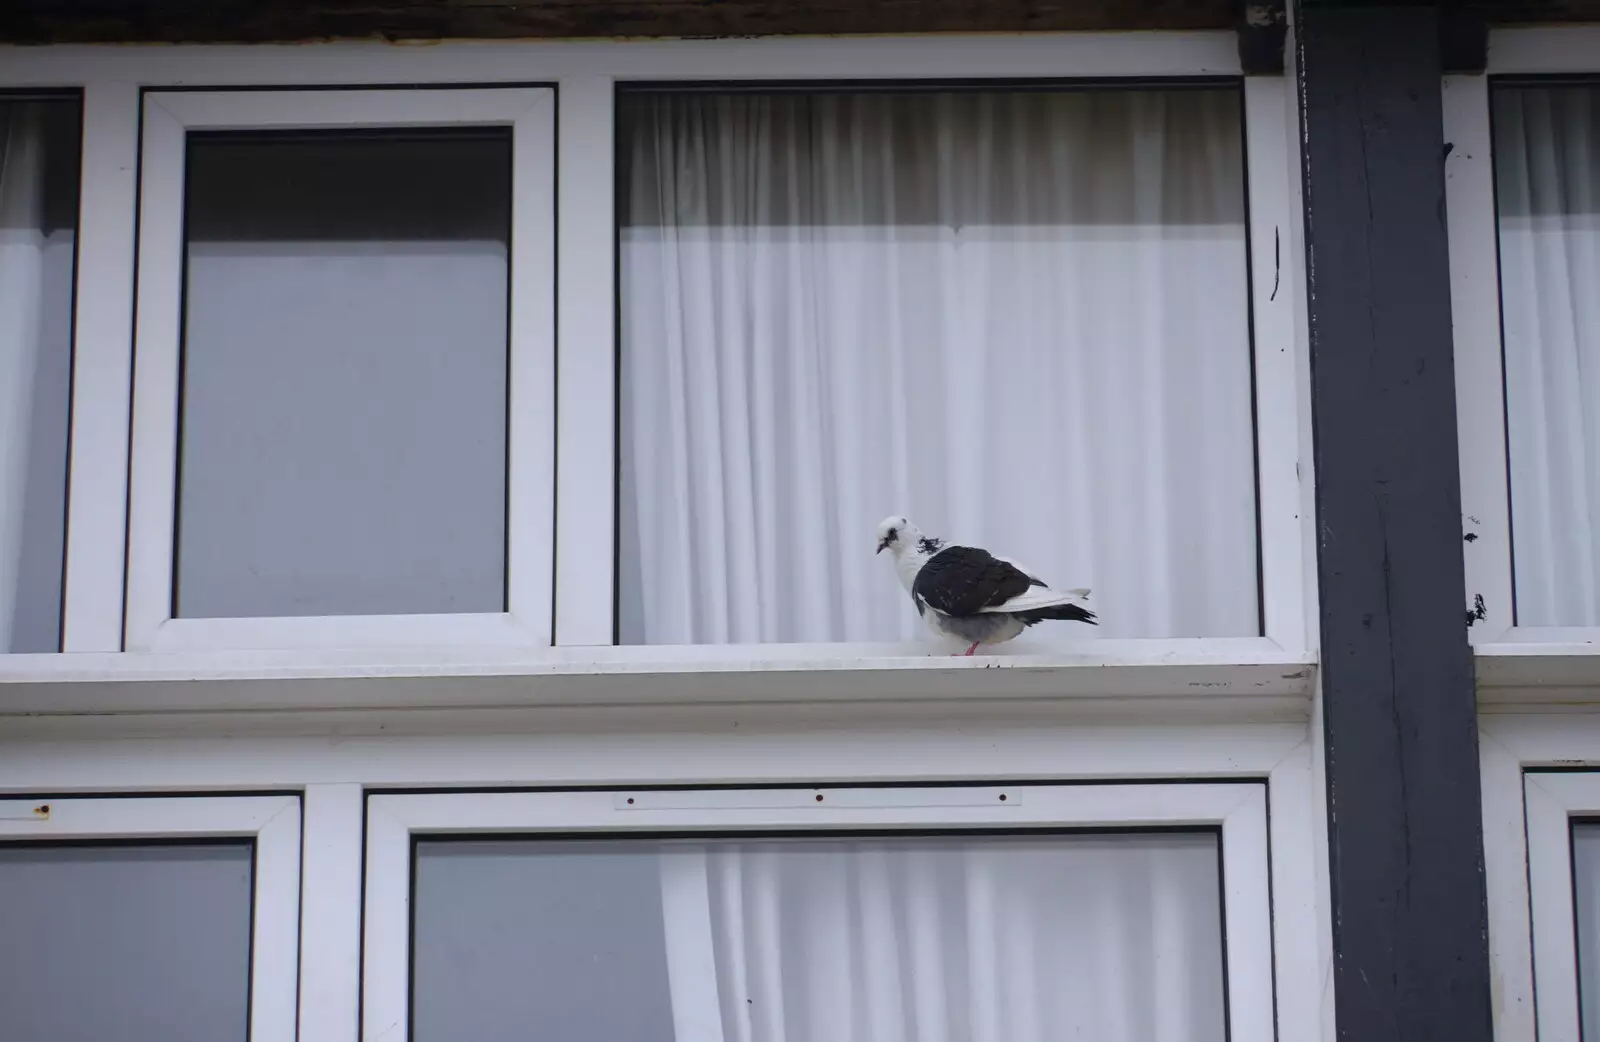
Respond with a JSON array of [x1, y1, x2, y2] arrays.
[[1244, 75, 1312, 655], [61, 80, 140, 652], [554, 75, 620, 646], [1443, 73, 1515, 643], [295, 784, 364, 1042]]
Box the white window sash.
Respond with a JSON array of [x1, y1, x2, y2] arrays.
[[1447, 35, 1600, 651], [1478, 714, 1600, 1042], [559, 72, 1309, 655], [1523, 769, 1600, 1042], [123, 87, 556, 652], [0, 793, 302, 1042], [364, 781, 1274, 1042]]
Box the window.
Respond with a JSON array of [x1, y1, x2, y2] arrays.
[[0, 795, 301, 1041], [176, 128, 512, 621], [365, 784, 1274, 1042], [0, 31, 1318, 1042], [1575, 821, 1600, 1034], [1477, 712, 1600, 1042], [1513, 770, 1600, 1040], [617, 85, 1261, 645], [0, 93, 79, 653], [125, 89, 554, 652], [413, 832, 1226, 1041], [1448, 56, 1600, 643], [1494, 81, 1600, 630], [1449, 41, 1600, 1042], [14, 38, 1306, 667], [0, 842, 254, 1041]]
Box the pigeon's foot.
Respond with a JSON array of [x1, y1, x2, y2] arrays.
[[963, 642, 980, 656]]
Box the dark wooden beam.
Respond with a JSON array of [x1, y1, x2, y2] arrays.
[[1440, 7, 1489, 73], [1294, 4, 1493, 1041], [4, 0, 1597, 44], [0, 0, 1240, 45]]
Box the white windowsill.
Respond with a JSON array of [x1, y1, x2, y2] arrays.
[[1478, 642, 1600, 706], [0, 639, 1313, 717]]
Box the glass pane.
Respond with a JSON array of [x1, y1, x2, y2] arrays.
[[413, 831, 1226, 1042], [176, 129, 511, 619], [1575, 823, 1600, 1035], [0, 841, 253, 1042], [1493, 83, 1600, 626], [618, 88, 1257, 645], [0, 97, 79, 652]]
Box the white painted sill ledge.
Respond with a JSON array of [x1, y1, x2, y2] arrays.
[[1479, 643, 1600, 708], [0, 638, 1315, 717]]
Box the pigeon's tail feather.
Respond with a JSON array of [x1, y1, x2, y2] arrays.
[[978, 583, 1090, 615], [1015, 603, 1098, 626]]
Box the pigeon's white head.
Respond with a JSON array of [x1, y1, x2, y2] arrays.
[[875, 516, 917, 556], [876, 515, 943, 591]]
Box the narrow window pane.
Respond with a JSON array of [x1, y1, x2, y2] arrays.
[[1574, 823, 1600, 1035], [176, 129, 510, 619], [1494, 84, 1600, 626], [0, 842, 253, 1042], [0, 97, 79, 652], [618, 88, 1257, 644], [413, 831, 1225, 1042]]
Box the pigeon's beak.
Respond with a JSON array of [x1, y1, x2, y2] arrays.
[[876, 538, 890, 555]]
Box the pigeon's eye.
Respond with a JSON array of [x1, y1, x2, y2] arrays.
[[887, 528, 898, 541]]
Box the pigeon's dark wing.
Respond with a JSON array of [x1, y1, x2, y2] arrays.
[[912, 545, 1041, 617]]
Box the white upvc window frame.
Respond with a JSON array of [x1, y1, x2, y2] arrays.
[[0, 712, 1329, 1042], [1454, 36, 1600, 1040], [0, 792, 302, 1042], [0, 32, 1315, 675], [1525, 770, 1600, 1042], [364, 781, 1273, 1042], [123, 87, 556, 653], [1477, 713, 1600, 1042], [1445, 29, 1600, 659]]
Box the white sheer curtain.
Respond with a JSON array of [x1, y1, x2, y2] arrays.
[[659, 835, 1225, 1042], [619, 89, 1258, 645], [1495, 85, 1600, 626], [0, 102, 70, 654]]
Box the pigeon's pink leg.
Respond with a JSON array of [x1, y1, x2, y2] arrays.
[[964, 641, 980, 656]]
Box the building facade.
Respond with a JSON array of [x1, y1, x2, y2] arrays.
[[0, 1, 1590, 1040]]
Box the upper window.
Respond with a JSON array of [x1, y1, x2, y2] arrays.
[[616, 85, 1262, 645], [43, 54, 1304, 658], [175, 128, 512, 621], [0, 93, 79, 654], [124, 89, 555, 652], [1492, 81, 1600, 627]]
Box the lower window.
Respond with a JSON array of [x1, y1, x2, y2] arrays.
[[366, 783, 1272, 1042], [0, 795, 301, 1042], [1525, 770, 1600, 1040]]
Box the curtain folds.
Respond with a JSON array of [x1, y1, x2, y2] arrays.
[[1495, 84, 1600, 626], [657, 836, 1226, 1042], [619, 89, 1258, 645]]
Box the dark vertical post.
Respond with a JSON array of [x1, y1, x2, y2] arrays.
[[1295, 2, 1493, 1040]]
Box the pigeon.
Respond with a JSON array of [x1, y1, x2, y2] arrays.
[[875, 515, 1097, 655]]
